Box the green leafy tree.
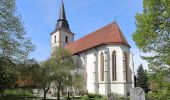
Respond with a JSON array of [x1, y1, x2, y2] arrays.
[[0, 0, 34, 89], [16, 59, 39, 88], [132, 0, 170, 98], [33, 59, 54, 100], [51, 48, 83, 100], [33, 48, 83, 100], [65, 73, 84, 100], [136, 64, 148, 92]]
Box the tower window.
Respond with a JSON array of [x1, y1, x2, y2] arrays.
[[65, 36, 68, 43], [54, 35, 56, 43]]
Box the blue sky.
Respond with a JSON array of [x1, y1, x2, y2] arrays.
[[16, 0, 147, 72]]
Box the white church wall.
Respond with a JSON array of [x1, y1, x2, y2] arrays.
[[99, 84, 106, 95], [122, 45, 134, 94], [51, 30, 74, 52], [108, 45, 124, 82], [121, 46, 134, 93], [79, 46, 108, 94], [77, 45, 134, 96], [76, 54, 88, 93], [121, 45, 131, 82], [51, 31, 60, 53], [97, 46, 107, 95], [85, 50, 96, 94], [107, 45, 134, 95], [111, 83, 125, 95], [51, 31, 60, 45], [107, 45, 126, 95], [97, 46, 106, 83], [60, 31, 74, 47]]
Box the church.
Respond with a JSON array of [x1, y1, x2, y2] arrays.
[[51, 1, 134, 96]]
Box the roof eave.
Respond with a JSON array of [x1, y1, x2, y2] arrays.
[[67, 42, 131, 55]]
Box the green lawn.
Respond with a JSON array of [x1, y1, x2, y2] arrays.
[[145, 93, 170, 100], [0, 95, 105, 100]]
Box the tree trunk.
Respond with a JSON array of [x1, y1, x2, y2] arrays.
[[57, 81, 62, 100], [43, 90, 47, 100], [67, 92, 70, 100], [43, 87, 50, 100]]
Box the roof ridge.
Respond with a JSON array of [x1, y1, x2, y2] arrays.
[[65, 22, 130, 54], [71, 22, 115, 43]]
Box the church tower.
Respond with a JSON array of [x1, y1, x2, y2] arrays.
[[51, 0, 74, 53]]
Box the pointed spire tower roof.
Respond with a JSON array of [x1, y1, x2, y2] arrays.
[[58, 0, 66, 21], [56, 0, 72, 32]]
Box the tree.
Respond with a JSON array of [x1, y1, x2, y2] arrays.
[[33, 59, 54, 100], [0, 0, 35, 89], [51, 48, 83, 100], [136, 64, 148, 92], [15, 59, 39, 88], [132, 0, 170, 66], [64, 73, 84, 100], [132, 0, 170, 98], [32, 48, 83, 100]]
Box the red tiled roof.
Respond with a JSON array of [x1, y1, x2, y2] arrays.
[[65, 22, 130, 54]]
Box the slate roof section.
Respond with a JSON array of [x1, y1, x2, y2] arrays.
[[54, 0, 72, 33], [65, 22, 130, 54]]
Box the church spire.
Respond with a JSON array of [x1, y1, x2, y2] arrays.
[[56, 0, 71, 32], [58, 0, 66, 21]]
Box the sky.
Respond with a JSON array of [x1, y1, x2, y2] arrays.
[[16, 0, 148, 73]]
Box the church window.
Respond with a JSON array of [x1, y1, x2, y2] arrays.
[[100, 52, 104, 82], [112, 51, 117, 81], [123, 52, 128, 82], [54, 35, 56, 43], [65, 36, 68, 43]]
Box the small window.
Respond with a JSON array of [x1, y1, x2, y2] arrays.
[[65, 36, 68, 43], [54, 35, 56, 43]]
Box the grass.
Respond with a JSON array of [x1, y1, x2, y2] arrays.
[[0, 95, 106, 100], [0, 94, 40, 100], [145, 93, 170, 100]]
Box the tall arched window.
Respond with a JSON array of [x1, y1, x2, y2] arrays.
[[112, 51, 117, 81], [100, 52, 104, 82], [123, 52, 128, 82]]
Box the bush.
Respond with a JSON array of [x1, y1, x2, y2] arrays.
[[3, 89, 33, 96], [87, 93, 102, 98], [108, 93, 129, 100], [146, 92, 170, 100]]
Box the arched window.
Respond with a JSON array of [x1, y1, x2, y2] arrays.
[[123, 52, 128, 82], [112, 51, 117, 81], [100, 52, 104, 82], [65, 36, 68, 43]]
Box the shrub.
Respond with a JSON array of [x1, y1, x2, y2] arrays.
[[146, 92, 170, 100], [108, 93, 128, 100], [87, 93, 102, 98], [3, 89, 33, 96]]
